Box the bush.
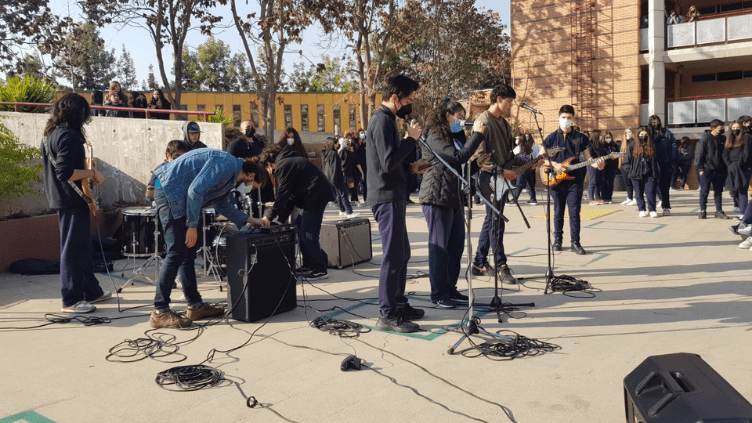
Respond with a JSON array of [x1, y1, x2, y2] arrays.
[[0, 118, 42, 198], [200, 107, 234, 128], [0, 75, 58, 113]]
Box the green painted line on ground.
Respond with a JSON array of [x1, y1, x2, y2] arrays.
[[0, 411, 56, 423], [586, 253, 610, 266], [585, 221, 606, 228], [649, 224, 668, 232], [507, 247, 532, 256]]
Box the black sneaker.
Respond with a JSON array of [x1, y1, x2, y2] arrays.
[[715, 211, 730, 220], [498, 265, 517, 284], [471, 262, 491, 276], [450, 291, 469, 301], [571, 241, 586, 255], [552, 238, 563, 252], [526, 200, 538, 205], [302, 270, 329, 280], [294, 266, 312, 275], [729, 224, 740, 235], [376, 312, 419, 333], [433, 298, 457, 308], [698, 211, 707, 219], [397, 303, 425, 320]]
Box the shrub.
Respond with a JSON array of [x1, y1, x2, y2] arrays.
[[0, 119, 43, 198], [200, 107, 234, 128], [0, 75, 58, 113]]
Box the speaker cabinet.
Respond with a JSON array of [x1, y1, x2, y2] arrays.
[[320, 217, 372, 269], [624, 353, 752, 423], [225, 229, 297, 322]]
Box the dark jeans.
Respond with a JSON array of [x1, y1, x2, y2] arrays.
[[372, 201, 411, 316], [474, 200, 507, 267], [360, 166, 368, 201], [350, 176, 360, 203], [601, 164, 617, 202], [154, 188, 203, 311], [672, 163, 691, 189], [296, 206, 327, 273], [512, 170, 537, 202], [57, 207, 105, 307], [620, 167, 634, 200], [632, 177, 657, 212], [423, 205, 464, 302], [550, 179, 584, 242], [587, 167, 602, 201], [333, 182, 353, 214], [699, 169, 727, 212], [657, 165, 672, 209]]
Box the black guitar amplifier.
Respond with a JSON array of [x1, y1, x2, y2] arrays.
[[320, 217, 372, 269], [225, 228, 297, 322], [624, 353, 752, 423]]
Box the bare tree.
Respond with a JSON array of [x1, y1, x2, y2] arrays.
[[0, 1, 69, 71], [225, 0, 311, 136]]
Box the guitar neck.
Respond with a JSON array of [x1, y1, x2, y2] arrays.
[[566, 154, 614, 171]]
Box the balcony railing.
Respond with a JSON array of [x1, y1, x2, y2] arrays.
[[640, 10, 752, 51], [665, 94, 752, 125]]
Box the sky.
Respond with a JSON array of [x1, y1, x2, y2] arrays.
[[45, 0, 511, 89]]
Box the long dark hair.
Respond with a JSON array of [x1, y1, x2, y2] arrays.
[[277, 127, 307, 158], [590, 129, 603, 146], [44, 93, 91, 137], [634, 126, 656, 158], [91, 90, 104, 105], [424, 99, 466, 144], [648, 115, 663, 140], [725, 120, 744, 149], [151, 89, 169, 107]]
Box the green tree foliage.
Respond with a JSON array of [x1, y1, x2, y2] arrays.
[[200, 107, 234, 128], [11, 54, 49, 81], [56, 22, 116, 92], [116, 44, 138, 90], [0, 75, 58, 113], [142, 64, 160, 91], [287, 56, 357, 93], [180, 37, 253, 91], [0, 120, 42, 198]]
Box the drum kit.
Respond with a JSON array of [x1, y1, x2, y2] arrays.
[[117, 188, 264, 291]]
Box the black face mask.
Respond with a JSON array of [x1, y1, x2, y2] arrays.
[[717, 128, 725, 136], [732, 129, 741, 137], [245, 127, 255, 137], [395, 98, 412, 119], [639, 136, 648, 143], [651, 123, 661, 129]]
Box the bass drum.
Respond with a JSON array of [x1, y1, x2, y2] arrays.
[[211, 223, 239, 277], [121, 207, 165, 257]]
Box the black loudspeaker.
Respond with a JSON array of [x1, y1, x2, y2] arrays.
[[225, 229, 297, 322], [320, 217, 372, 269], [624, 353, 752, 423]]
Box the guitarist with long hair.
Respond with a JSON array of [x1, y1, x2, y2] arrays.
[[539, 105, 604, 255], [41, 93, 111, 313]]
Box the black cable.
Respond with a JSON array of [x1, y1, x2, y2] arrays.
[[548, 274, 600, 298], [0, 313, 142, 331], [155, 364, 224, 391], [309, 316, 371, 338]]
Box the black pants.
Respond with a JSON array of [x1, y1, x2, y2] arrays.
[[550, 179, 584, 243], [58, 207, 105, 307]]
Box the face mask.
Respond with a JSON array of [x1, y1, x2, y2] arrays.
[[717, 128, 725, 136], [245, 127, 255, 137], [359, 133, 366, 140], [605, 138, 612, 143], [559, 117, 573, 129], [395, 98, 412, 119], [639, 136, 648, 143], [732, 129, 741, 137], [450, 121, 463, 133], [651, 122, 661, 129], [287, 138, 295, 146]]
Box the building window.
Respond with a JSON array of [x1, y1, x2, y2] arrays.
[[317, 104, 325, 132], [301, 104, 309, 131], [720, 2, 744, 11], [179, 105, 187, 111], [333, 104, 341, 134], [251, 103, 259, 127], [697, 6, 716, 15], [232, 105, 241, 127], [215, 104, 223, 111], [348, 104, 357, 131], [717, 71, 744, 81], [744, 70, 752, 78], [692, 74, 716, 83], [284, 104, 293, 128], [197, 104, 206, 111]]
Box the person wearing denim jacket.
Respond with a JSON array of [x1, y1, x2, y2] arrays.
[[150, 148, 267, 328]]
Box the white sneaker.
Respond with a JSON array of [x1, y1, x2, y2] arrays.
[[639, 211, 647, 218], [649, 211, 659, 218], [657, 200, 662, 208], [90, 291, 112, 304], [620, 199, 631, 205], [739, 237, 752, 249], [61, 300, 96, 313], [627, 199, 637, 206], [739, 224, 752, 236], [346, 212, 360, 219], [338, 211, 346, 217]]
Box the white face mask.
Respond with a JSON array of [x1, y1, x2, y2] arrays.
[[287, 138, 295, 146], [605, 138, 612, 143], [559, 117, 573, 129]]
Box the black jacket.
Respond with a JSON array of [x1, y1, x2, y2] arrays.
[[365, 105, 417, 206], [419, 128, 485, 209], [623, 142, 660, 180], [183, 121, 208, 150], [653, 133, 677, 166], [266, 148, 334, 222], [148, 99, 171, 120], [41, 128, 89, 210], [322, 149, 345, 186], [722, 134, 752, 191], [339, 148, 357, 179], [226, 135, 263, 159], [695, 131, 727, 173]]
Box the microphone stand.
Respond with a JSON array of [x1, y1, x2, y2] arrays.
[[529, 111, 557, 294]]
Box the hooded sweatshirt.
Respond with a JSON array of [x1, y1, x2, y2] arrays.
[[183, 121, 208, 150]]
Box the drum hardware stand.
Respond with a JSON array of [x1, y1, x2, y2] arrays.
[[414, 136, 526, 354], [201, 212, 223, 281], [118, 217, 163, 293]]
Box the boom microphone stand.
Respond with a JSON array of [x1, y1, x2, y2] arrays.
[[529, 111, 557, 294]]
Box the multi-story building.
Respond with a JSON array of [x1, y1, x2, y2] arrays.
[[510, 0, 752, 142]]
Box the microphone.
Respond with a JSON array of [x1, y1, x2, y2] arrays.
[[520, 102, 542, 114]]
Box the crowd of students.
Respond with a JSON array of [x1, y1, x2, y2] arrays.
[[90, 81, 172, 120]]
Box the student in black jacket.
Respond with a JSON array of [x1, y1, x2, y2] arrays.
[[695, 119, 729, 219], [40, 94, 110, 313], [600, 131, 620, 203], [419, 99, 485, 308], [672, 137, 693, 190], [724, 121, 752, 222], [183, 121, 208, 150], [322, 137, 356, 218], [366, 74, 428, 333], [260, 145, 334, 280], [227, 121, 264, 158], [357, 128, 368, 202], [623, 127, 660, 218], [649, 115, 677, 215]]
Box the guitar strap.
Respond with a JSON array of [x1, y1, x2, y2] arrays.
[[42, 136, 93, 206]]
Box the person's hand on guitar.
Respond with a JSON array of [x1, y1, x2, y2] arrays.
[[472, 120, 485, 134], [591, 157, 605, 170], [411, 158, 432, 175], [90, 159, 105, 186], [503, 169, 518, 180]]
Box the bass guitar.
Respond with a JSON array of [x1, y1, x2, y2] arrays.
[[539, 152, 625, 188], [477, 148, 562, 201]]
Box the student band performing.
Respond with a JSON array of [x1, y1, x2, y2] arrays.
[[50, 79, 732, 334]]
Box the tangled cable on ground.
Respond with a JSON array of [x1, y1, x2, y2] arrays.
[[549, 274, 599, 297], [155, 364, 225, 391], [464, 331, 561, 360], [309, 317, 371, 338]]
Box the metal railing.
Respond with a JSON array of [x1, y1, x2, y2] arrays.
[[0, 102, 215, 119], [640, 10, 752, 51], [665, 94, 752, 125]]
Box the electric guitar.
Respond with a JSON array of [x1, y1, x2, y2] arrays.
[[477, 148, 562, 201], [539, 152, 625, 188], [81, 141, 98, 215]]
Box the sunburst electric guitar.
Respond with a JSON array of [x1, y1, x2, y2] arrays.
[[477, 148, 562, 201], [539, 152, 625, 188]]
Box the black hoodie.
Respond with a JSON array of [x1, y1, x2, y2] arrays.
[[694, 130, 727, 174], [266, 148, 334, 223]]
